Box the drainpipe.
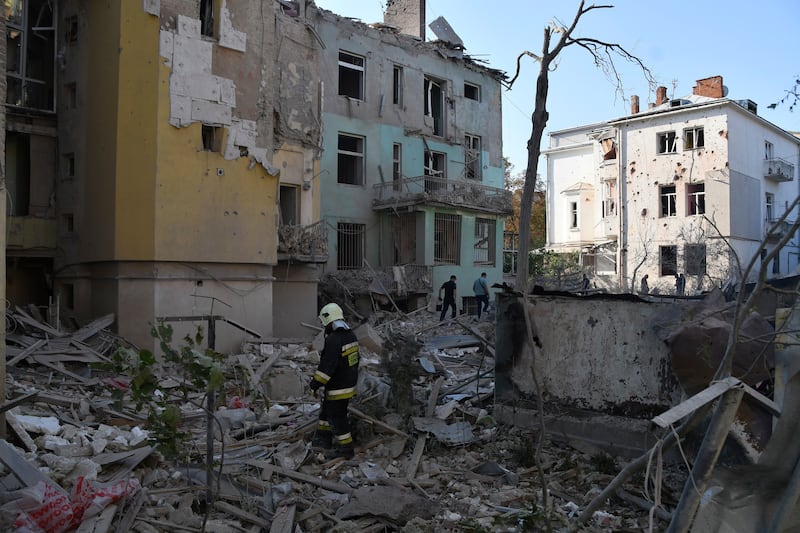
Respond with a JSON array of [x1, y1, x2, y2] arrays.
[[617, 126, 626, 291]]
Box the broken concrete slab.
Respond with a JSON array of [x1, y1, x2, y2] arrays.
[[412, 417, 474, 446], [335, 485, 437, 523]]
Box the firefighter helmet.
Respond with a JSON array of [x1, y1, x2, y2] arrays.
[[319, 303, 344, 326]]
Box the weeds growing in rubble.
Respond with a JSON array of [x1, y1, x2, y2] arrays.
[[589, 451, 618, 475], [99, 323, 224, 459]]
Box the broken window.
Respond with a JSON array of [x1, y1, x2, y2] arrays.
[[657, 131, 677, 154], [279, 185, 299, 226], [569, 201, 578, 229], [474, 218, 496, 265], [602, 181, 616, 217], [424, 150, 446, 193], [684, 127, 704, 150], [685, 244, 706, 276], [200, 0, 214, 37], [64, 14, 78, 43], [202, 125, 223, 152], [337, 222, 364, 270], [434, 213, 461, 265], [464, 82, 480, 101], [687, 183, 705, 215], [660, 185, 677, 217], [337, 133, 365, 185], [766, 192, 775, 221], [424, 76, 445, 136], [339, 51, 365, 100], [6, 0, 56, 111], [660, 245, 677, 276], [392, 143, 402, 191], [390, 212, 417, 265], [393, 65, 403, 106], [601, 138, 617, 160], [63, 153, 75, 179], [464, 134, 481, 180]]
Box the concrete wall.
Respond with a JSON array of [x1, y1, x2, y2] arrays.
[[495, 293, 680, 416]]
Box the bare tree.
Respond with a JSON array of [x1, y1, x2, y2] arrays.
[[767, 77, 800, 112], [508, 1, 655, 292]]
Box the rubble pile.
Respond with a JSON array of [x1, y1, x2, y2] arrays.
[[1, 306, 687, 532]]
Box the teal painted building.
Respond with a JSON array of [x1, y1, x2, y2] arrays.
[[315, 6, 511, 313]]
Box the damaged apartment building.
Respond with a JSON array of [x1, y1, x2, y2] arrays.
[[544, 75, 800, 295], [2, 0, 509, 352]]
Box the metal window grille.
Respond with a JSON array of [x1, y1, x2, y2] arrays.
[[337, 223, 365, 270], [434, 213, 461, 264]]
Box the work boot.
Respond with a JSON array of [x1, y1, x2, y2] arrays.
[[324, 443, 355, 460], [310, 430, 332, 450]]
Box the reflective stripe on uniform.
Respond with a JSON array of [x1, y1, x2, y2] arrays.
[[317, 420, 331, 430], [341, 342, 358, 357], [334, 432, 353, 445], [313, 370, 331, 383], [326, 387, 356, 400]]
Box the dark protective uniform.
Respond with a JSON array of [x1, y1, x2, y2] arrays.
[[309, 324, 359, 453]]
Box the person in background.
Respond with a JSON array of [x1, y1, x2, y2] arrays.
[[438, 275, 457, 321], [309, 303, 359, 459], [640, 274, 649, 295], [473, 272, 490, 319]]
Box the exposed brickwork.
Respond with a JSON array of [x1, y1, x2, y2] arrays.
[[693, 75, 724, 98]]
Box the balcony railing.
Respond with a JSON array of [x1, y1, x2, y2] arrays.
[[765, 218, 792, 241], [373, 175, 513, 215], [277, 220, 327, 262], [764, 158, 795, 182]]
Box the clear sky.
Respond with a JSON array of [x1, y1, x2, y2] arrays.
[[314, 0, 800, 176]]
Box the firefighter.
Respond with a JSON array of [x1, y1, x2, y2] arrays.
[[309, 303, 359, 459]]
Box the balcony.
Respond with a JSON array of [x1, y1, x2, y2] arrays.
[[764, 219, 792, 241], [764, 158, 795, 182], [277, 220, 327, 262], [373, 175, 513, 216]]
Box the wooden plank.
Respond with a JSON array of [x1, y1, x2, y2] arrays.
[[214, 500, 270, 529], [0, 439, 66, 493], [114, 488, 147, 532], [740, 381, 781, 417], [32, 358, 96, 385], [6, 413, 37, 452], [75, 503, 117, 533], [427, 377, 444, 417], [13, 307, 64, 337], [71, 314, 115, 342], [243, 460, 353, 494], [0, 392, 38, 414], [348, 406, 410, 439], [269, 504, 296, 533], [652, 376, 739, 428], [405, 436, 426, 479], [7, 339, 47, 366]]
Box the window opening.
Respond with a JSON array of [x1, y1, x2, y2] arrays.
[[687, 183, 705, 215], [202, 125, 223, 152], [766, 192, 775, 221], [660, 185, 677, 217], [657, 131, 677, 154], [684, 127, 704, 150], [337, 222, 365, 270], [773, 255, 780, 275], [64, 153, 75, 179], [765, 141, 774, 160], [339, 51, 365, 100], [424, 76, 444, 136], [464, 82, 480, 101], [200, 0, 214, 37], [601, 138, 617, 160], [464, 134, 481, 180], [685, 244, 706, 275], [337, 133, 365, 185], [62, 213, 74, 233], [279, 185, 299, 226], [390, 212, 417, 265], [602, 181, 616, 217], [569, 201, 578, 228], [660, 245, 677, 276], [392, 65, 403, 105], [424, 150, 446, 193], [65, 82, 76, 110], [474, 218, 496, 265], [65, 14, 78, 43], [434, 213, 461, 264], [6, 132, 31, 216], [392, 143, 402, 191], [6, 0, 56, 111]]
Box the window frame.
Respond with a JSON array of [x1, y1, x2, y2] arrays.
[[434, 213, 461, 265], [474, 217, 496, 266], [765, 141, 774, 160], [337, 133, 365, 186], [683, 126, 705, 150], [464, 133, 482, 180], [569, 201, 578, 229], [685, 243, 707, 276], [200, 0, 215, 38], [424, 76, 445, 136], [766, 192, 775, 221], [392, 65, 403, 106], [6, 0, 56, 112], [464, 82, 481, 101], [687, 183, 705, 216], [660, 245, 678, 276], [337, 222, 365, 270], [657, 131, 678, 154], [338, 51, 365, 100], [392, 143, 402, 191], [660, 184, 677, 217]]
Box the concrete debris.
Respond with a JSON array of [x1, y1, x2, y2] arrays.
[[1, 304, 692, 532]]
